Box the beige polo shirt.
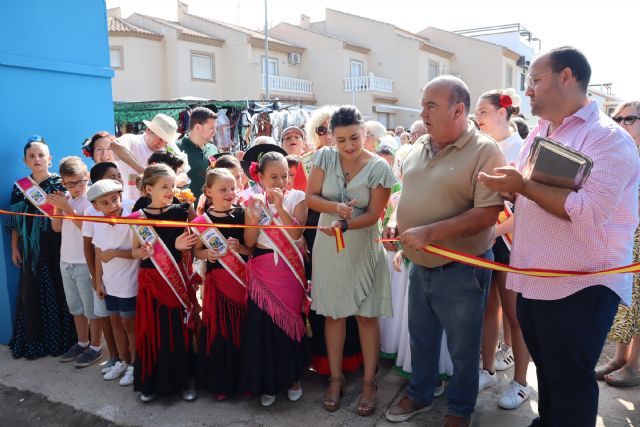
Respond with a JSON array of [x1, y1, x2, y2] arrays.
[[397, 121, 506, 268]]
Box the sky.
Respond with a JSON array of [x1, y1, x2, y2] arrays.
[[106, 0, 640, 101]]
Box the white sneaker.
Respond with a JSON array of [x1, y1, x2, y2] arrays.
[[498, 380, 530, 409], [479, 368, 497, 391], [103, 361, 128, 381], [287, 383, 303, 402], [261, 394, 276, 407], [495, 345, 515, 371], [119, 365, 134, 386]]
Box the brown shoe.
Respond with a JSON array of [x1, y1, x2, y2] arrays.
[[385, 394, 432, 422], [444, 414, 471, 427], [322, 375, 345, 412]]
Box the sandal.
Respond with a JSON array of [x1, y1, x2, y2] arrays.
[[322, 375, 345, 412], [357, 380, 377, 416], [595, 360, 625, 381], [604, 366, 640, 388]]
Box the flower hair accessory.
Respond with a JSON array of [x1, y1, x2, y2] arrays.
[[499, 95, 512, 109], [81, 138, 92, 158], [249, 161, 260, 183], [503, 88, 521, 108], [208, 156, 218, 169]]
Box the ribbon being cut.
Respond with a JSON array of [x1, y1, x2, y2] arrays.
[[2, 208, 640, 277]]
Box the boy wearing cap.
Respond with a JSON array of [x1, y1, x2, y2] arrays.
[[281, 126, 305, 156], [87, 180, 138, 387], [112, 113, 190, 200]]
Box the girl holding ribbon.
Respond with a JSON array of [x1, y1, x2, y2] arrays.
[[193, 168, 251, 400], [6, 136, 76, 359], [241, 151, 309, 408], [130, 163, 200, 403]]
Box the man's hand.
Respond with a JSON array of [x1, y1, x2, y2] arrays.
[[399, 225, 432, 251], [477, 167, 525, 195]]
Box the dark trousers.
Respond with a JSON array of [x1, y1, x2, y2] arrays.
[[517, 286, 619, 427]]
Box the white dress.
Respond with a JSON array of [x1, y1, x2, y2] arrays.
[[379, 251, 409, 358], [394, 264, 454, 379]]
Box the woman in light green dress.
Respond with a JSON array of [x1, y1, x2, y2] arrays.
[[306, 106, 396, 416]]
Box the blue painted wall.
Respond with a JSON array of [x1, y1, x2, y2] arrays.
[[0, 0, 114, 343]]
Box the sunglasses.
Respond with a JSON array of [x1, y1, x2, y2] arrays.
[[612, 116, 640, 126], [315, 125, 329, 136]]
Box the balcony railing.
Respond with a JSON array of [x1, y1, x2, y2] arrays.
[[343, 74, 393, 94], [261, 75, 313, 95]]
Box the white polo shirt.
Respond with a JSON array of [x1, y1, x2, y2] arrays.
[[82, 202, 138, 298], [60, 195, 92, 264], [115, 133, 189, 200]]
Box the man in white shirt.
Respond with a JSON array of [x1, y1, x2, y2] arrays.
[[112, 114, 190, 200]]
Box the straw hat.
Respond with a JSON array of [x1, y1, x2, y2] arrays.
[[143, 114, 181, 144]]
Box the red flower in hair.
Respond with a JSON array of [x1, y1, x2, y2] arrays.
[[249, 162, 260, 183], [499, 95, 513, 109], [82, 148, 92, 158]]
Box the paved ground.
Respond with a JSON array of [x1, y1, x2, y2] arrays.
[[0, 343, 637, 427]]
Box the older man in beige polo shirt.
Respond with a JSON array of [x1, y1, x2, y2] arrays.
[[385, 76, 505, 427]]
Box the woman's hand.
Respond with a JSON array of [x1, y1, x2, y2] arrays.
[[227, 237, 240, 253], [336, 199, 357, 220], [318, 220, 341, 236], [175, 232, 199, 251], [382, 225, 398, 251]]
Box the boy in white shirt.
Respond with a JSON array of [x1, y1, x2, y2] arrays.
[[86, 179, 139, 387], [48, 157, 102, 367]]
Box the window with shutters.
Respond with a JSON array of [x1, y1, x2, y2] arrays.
[[191, 51, 215, 81]]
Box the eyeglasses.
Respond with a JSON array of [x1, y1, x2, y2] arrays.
[[612, 115, 640, 126], [63, 179, 88, 189], [315, 125, 328, 136], [27, 134, 45, 143], [526, 70, 555, 88]]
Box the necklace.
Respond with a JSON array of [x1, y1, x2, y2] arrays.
[[208, 207, 235, 217], [144, 205, 170, 214]]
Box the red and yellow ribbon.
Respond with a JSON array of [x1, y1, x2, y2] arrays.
[[0, 209, 346, 251], [334, 227, 346, 253], [380, 239, 640, 278]]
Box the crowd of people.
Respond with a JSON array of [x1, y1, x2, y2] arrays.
[[4, 46, 640, 427]]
